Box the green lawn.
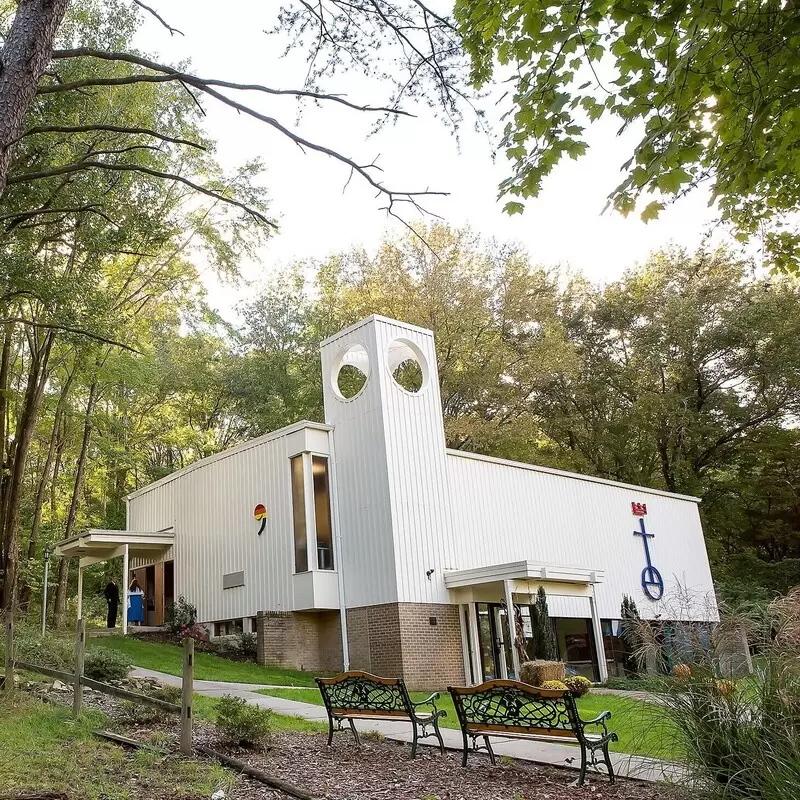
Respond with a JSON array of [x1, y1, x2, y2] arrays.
[[256, 686, 679, 761], [93, 636, 318, 686]]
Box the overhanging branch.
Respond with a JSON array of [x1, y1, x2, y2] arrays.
[[6, 161, 277, 229]]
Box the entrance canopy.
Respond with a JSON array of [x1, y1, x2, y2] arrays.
[[54, 528, 174, 634], [444, 560, 609, 683], [444, 560, 604, 591]]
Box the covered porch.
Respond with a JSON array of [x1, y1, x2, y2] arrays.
[[444, 560, 609, 684], [53, 529, 174, 634]]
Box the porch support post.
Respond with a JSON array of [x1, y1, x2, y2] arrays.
[[76, 565, 84, 622], [504, 579, 521, 680], [122, 543, 129, 636], [589, 584, 608, 683], [458, 604, 472, 684], [467, 602, 482, 685]]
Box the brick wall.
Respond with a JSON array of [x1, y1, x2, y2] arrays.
[[398, 603, 465, 691], [345, 603, 403, 677], [256, 610, 343, 672], [345, 602, 465, 691]]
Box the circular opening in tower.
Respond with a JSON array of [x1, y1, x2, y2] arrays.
[[333, 343, 370, 400], [387, 339, 428, 394]]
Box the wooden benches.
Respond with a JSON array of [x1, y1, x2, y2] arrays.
[[315, 671, 446, 757], [448, 680, 618, 785]]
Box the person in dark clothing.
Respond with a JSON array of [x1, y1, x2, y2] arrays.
[[104, 577, 119, 628]]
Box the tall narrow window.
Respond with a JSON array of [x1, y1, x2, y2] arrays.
[[290, 455, 308, 572], [312, 456, 334, 570]]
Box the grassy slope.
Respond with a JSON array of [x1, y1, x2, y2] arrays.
[[256, 687, 679, 761], [0, 696, 236, 800], [93, 636, 318, 686]]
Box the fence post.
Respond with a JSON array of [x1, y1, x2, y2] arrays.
[[73, 617, 85, 716], [4, 613, 13, 694], [180, 636, 194, 755]]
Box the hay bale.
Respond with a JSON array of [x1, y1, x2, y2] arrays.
[[519, 660, 566, 686]]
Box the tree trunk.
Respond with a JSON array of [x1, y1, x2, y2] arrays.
[[18, 368, 74, 610], [53, 376, 98, 627], [1, 331, 53, 609], [0, 0, 71, 197]]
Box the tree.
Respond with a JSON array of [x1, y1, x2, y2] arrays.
[[530, 586, 558, 661], [455, 0, 800, 273]]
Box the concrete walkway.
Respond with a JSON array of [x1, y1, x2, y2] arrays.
[[131, 667, 685, 785]]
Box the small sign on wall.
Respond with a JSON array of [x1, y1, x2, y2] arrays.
[[254, 503, 268, 536]]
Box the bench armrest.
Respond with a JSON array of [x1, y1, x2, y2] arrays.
[[579, 710, 611, 734], [411, 692, 447, 719]]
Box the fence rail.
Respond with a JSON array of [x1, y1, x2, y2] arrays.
[[4, 616, 193, 753]]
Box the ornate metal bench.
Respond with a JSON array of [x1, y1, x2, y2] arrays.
[[448, 680, 618, 785], [315, 671, 446, 757]]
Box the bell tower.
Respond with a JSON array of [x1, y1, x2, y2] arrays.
[[320, 315, 455, 609]]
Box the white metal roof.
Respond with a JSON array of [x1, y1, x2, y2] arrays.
[[446, 449, 702, 503], [443, 560, 605, 589], [125, 420, 332, 501], [53, 528, 175, 558]]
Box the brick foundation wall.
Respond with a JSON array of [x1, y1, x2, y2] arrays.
[[256, 610, 343, 673], [345, 602, 465, 691], [398, 603, 465, 690], [345, 603, 404, 677]]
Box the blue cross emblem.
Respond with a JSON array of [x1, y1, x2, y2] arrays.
[[633, 518, 664, 600]]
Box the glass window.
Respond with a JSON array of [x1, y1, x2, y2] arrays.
[[290, 455, 308, 572], [312, 456, 334, 570]]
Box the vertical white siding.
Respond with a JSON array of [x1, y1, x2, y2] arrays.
[[444, 451, 718, 621], [321, 319, 398, 608], [127, 424, 332, 624]]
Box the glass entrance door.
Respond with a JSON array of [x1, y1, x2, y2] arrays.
[[476, 602, 516, 681]]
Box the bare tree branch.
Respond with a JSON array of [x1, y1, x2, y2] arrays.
[[49, 48, 448, 210], [18, 124, 206, 151], [132, 0, 184, 36], [50, 48, 414, 116]]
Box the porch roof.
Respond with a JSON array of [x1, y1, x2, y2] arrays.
[[53, 528, 174, 564], [442, 560, 604, 589]]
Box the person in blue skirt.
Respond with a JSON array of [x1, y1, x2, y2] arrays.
[[127, 579, 145, 626]]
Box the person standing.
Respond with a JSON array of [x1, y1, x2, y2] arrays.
[[104, 576, 120, 628], [127, 579, 145, 626]]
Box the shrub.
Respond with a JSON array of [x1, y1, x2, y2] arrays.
[[540, 680, 568, 691], [165, 596, 197, 635], [0, 622, 75, 670], [237, 631, 258, 660], [215, 694, 271, 747], [519, 660, 566, 686], [83, 646, 132, 682], [178, 623, 208, 642], [563, 675, 591, 697]]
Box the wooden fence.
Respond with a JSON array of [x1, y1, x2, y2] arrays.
[[3, 616, 195, 755]]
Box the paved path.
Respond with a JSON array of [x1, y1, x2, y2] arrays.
[[131, 667, 685, 785]]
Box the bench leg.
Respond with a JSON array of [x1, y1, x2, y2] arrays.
[[602, 742, 615, 784], [483, 736, 496, 766], [348, 718, 360, 746], [460, 730, 469, 767], [433, 719, 445, 755], [573, 741, 588, 787], [411, 720, 419, 759], [326, 716, 335, 747]]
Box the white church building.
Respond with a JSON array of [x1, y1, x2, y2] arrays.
[[58, 315, 718, 690]]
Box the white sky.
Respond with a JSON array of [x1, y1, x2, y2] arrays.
[[135, 2, 730, 315]]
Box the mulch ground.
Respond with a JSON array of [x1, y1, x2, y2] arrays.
[[38, 683, 684, 800]]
